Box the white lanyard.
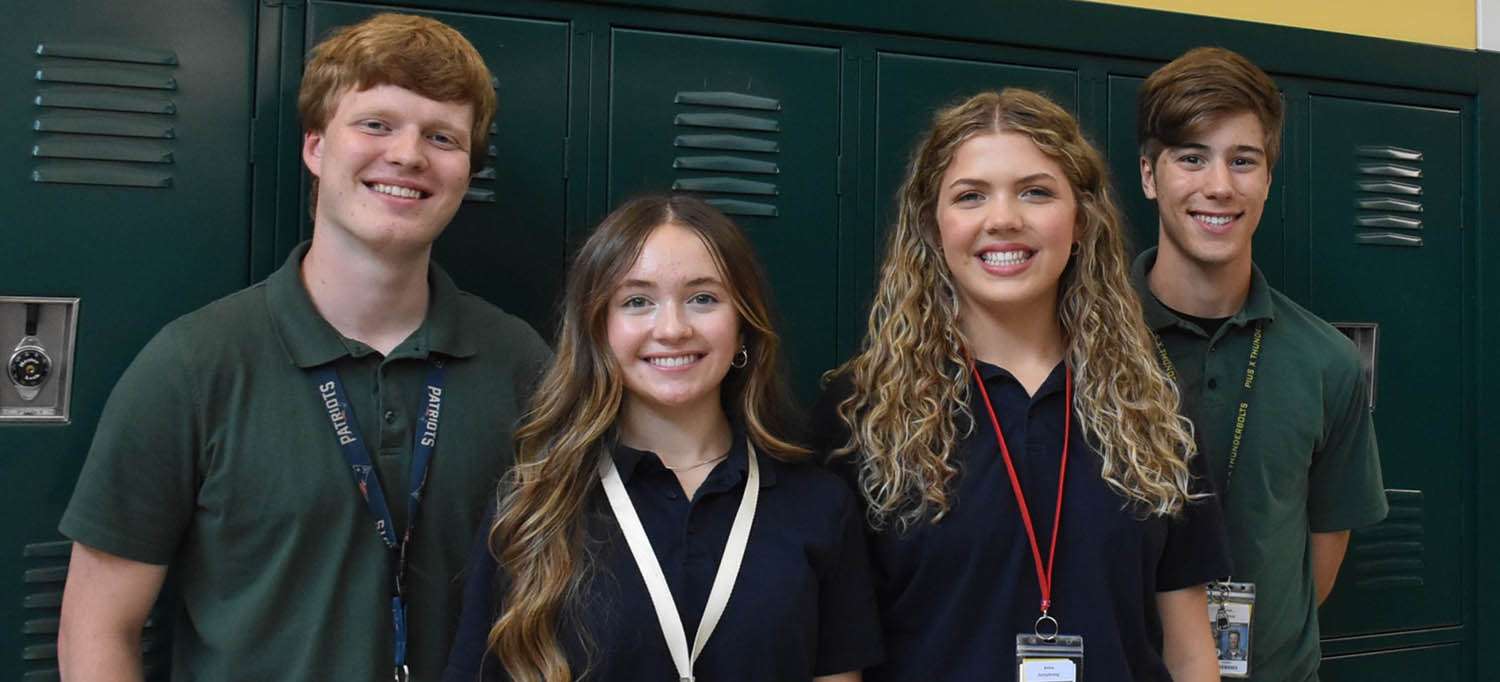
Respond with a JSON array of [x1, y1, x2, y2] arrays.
[[598, 439, 760, 682]]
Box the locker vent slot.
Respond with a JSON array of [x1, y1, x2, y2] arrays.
[[1348, 489, 1424, 590], [30, 42, 178, 189], [1354, 146, 1425, 247], [671, 91, 782, 218], [20, 538, 166, 679], [462, 78, 501, 204]]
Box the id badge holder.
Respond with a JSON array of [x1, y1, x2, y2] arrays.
[[1207, 581, 1255, 678], [1017, 634, 1084, 682]]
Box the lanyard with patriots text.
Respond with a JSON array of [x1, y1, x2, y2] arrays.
[[314, 360, 447, 682], [970, 358, 1072, 640]]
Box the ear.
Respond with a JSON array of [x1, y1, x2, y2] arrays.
[[302, 130, 325, 179], [1139, 155, 1158, 200]]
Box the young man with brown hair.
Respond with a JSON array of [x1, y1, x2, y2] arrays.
[[1132, 47, 1387, 681], [56, 14, 549, 681]]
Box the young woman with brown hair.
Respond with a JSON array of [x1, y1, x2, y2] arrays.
[[813, 89, 1229, 681], [444, 195, 881, 682]]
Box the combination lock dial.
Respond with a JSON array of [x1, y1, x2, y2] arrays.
[[9, 303, 52, 401]]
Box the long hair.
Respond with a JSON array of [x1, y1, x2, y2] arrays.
[[488, 194, 806, 682], [831, 89, 1197, 530]]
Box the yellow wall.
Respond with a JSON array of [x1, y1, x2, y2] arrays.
[[1085, 0, 1476, 49]]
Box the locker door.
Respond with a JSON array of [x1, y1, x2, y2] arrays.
[[874, 53, 1077, 247], [306, 3, 572, 333], [1104, 74, 1288, 283], [1307, 96, 1464, 638], [607, 29, 841, 397], [0, 1, 257, 678]]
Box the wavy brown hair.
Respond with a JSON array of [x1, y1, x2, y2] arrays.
[[487, 195, 806, 682], [831, 89, 1197, 530]]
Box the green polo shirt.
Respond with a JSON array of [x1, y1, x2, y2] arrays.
[[61, 242, 550, 682], [1131, 248, 1386, 682]]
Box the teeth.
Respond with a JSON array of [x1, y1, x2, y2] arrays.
[[1195, 214, 1232, 226], [648, 355, 699, 368], [370, 183, 423, 199], [981, 250, 1030, 266]]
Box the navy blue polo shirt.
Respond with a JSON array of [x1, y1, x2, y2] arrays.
[[443, 435, 883, 682], [813, 362, 1230, 682]]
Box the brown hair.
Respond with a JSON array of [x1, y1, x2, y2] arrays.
[[298, 12, 496, 171], [831, 89, 1199, 529], [488, 195, 807, 682], [1137, 46, 1283, 167]]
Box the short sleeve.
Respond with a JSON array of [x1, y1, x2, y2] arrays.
[[59, 324, 201, 564], [443, 510, 505, 682], [812, 486, 884, 675], [1307, 359, 1387, 532], [1155, 449, 1234, 591]]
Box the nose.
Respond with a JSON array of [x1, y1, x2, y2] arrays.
[[384, 127, 427, 170], [1202, 160, 1233, 199], [984, 196, 1023, 233], [653, 302, 694, 342]]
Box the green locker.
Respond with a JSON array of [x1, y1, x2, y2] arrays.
[[1322, 643, 1463, 681], [0, 1, 258, 677], [304, 2, 573, 332], [606, 28, 841, 397], [1305, 96, 1465, 637]]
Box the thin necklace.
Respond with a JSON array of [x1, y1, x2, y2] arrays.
[[661, 453, 729, 472]]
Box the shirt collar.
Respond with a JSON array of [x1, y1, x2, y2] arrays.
[[267, 241, 478, 368], [972, 359, 1067, 402], [611, 428, 778, 490], [1130, 247, 1276, 334]]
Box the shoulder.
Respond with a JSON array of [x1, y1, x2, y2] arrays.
[[808, 371, 856, 457], [127, 282, 277, 384], [1264, 287, 1364, 383], [452, 291, 550, 358], [764, 455, 861, 509]]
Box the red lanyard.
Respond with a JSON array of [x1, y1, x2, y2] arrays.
[[969, 359, 1072, 623]]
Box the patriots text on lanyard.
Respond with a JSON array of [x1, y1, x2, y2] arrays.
[[319, 380, 357, 445], [419, 385, 443, 447]]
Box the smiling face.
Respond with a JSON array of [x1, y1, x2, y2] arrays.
[[936, 131, 1078, 318], [607, 222, 741, 420], [302, 84, 475, 256], [1140, 110, 1271, 272]]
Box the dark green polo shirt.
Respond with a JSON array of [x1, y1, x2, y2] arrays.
[[61, 242, 550, 682], [1131, 248, 1387, 682]]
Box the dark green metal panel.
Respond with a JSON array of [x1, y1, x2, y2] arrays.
[[605, 28, 841, 399], [304, 2, 572, 333], [1306, 96, 1464, 636], [873, 53, 1076, 249], [1322, 643, 1463, 682], [0, 1, 257, 678]]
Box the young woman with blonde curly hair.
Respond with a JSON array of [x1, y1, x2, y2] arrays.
[[444, 195, 881, 682], [812, 89, 1229, 681]]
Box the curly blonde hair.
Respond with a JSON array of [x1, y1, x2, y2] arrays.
[[831, 89, 1197, 530]]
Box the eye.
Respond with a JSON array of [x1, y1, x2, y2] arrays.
[[954, 190, 985, 204], [620, 295, 652, 309], [1176, 153, 1204, 166], [356, 119, 391, 133], [428, 131, 463, 150], [1230, 157, 1259, 169], [1020, 186, 1056, 201], [687, 292, 720, 306]]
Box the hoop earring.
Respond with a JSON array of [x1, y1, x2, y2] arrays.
[[731, 345, 749, 369]]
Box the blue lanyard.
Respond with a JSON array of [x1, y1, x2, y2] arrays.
[[313, 360, 447, 680]]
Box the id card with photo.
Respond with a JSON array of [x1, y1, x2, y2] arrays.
[[1017, 634, 1083, 682], [1207, 581, 1255, 678]]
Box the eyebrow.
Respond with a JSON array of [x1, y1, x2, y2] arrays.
[[1171, 142, 1266, 156], [1016, 172, 1059, 184], [618, 276, 725, 289]]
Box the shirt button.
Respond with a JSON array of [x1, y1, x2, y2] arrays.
[[1207, 378, 1218, 389], [383, 410, 396, 423]]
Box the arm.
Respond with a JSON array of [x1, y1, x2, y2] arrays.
[[1311, 530, 1351, 605], [1156, 585, 1219, 682], [814, 673, 861, 682], [58, 542, 168, 682]]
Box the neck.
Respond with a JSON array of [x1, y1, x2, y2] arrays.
[[301, 230, 432, 356], [1147, 243, 1253, 318], [959, 295, 1066, 396], [618, 397, 734, 469]]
